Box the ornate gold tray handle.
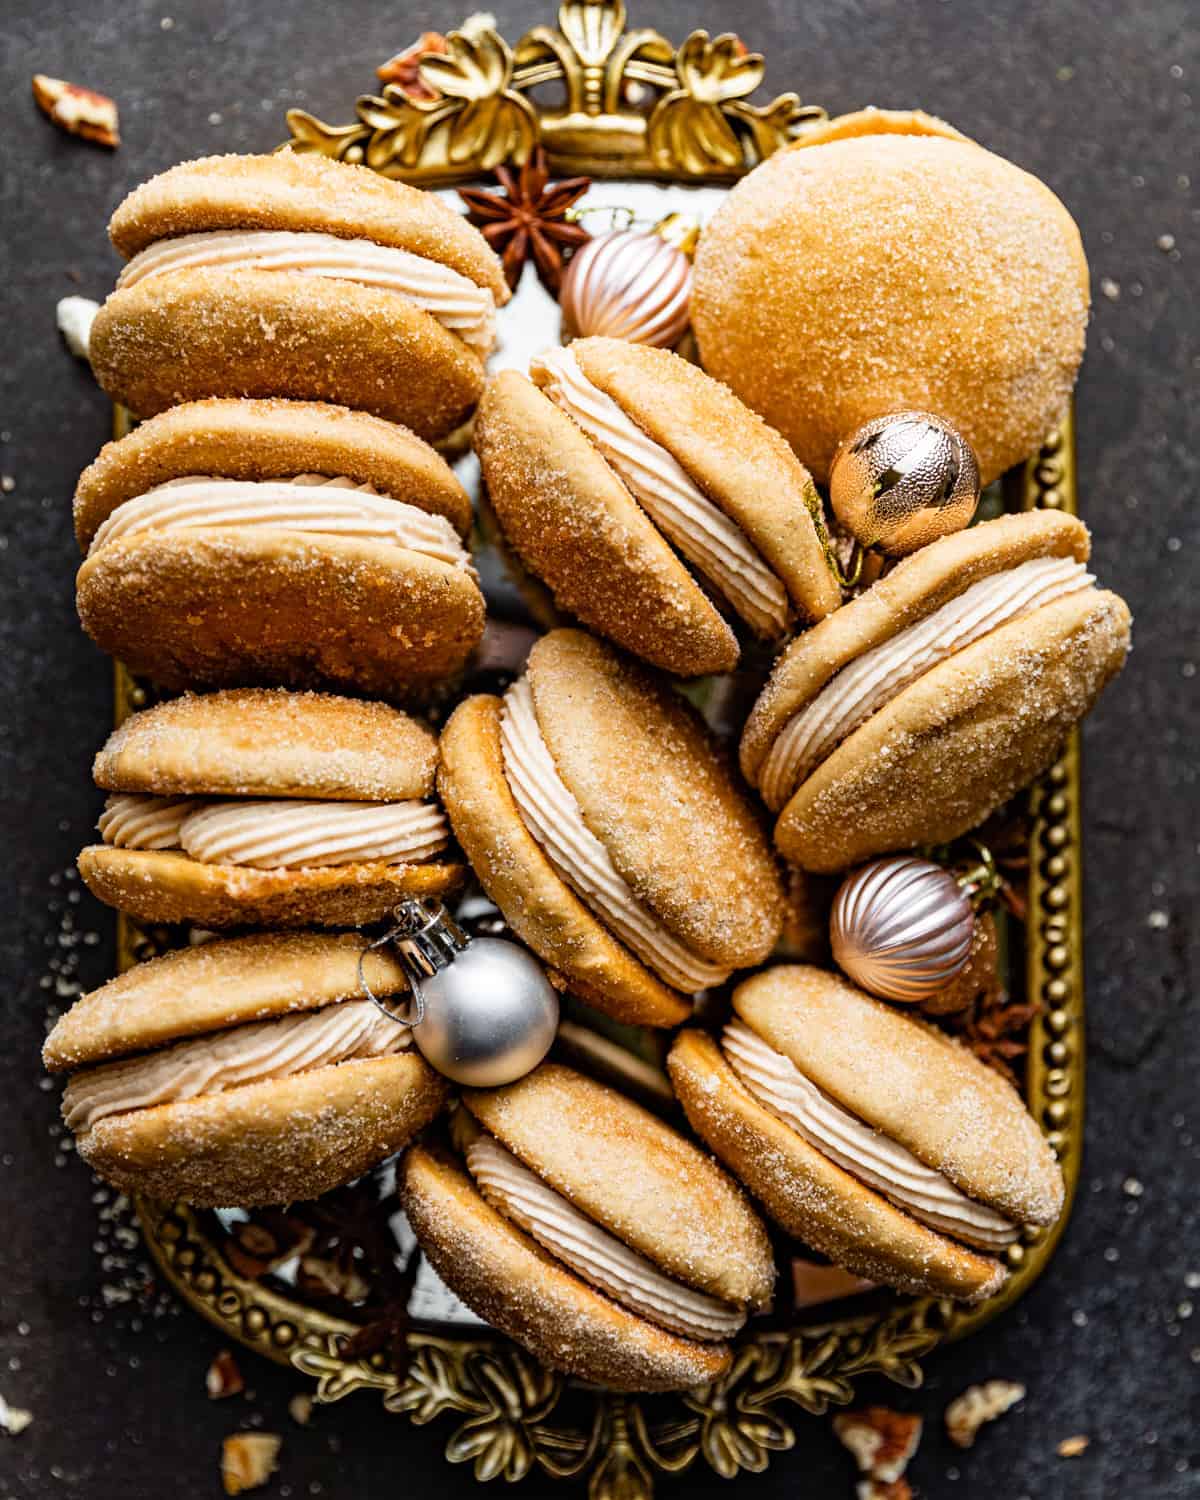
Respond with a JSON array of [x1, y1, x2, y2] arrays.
[[285, 3, 826, 183]]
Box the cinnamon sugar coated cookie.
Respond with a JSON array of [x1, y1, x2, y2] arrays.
[[692, 111, 1090, 485], [669, 964, 1065, 1303], [44, 933, 449, 1205], [74, 399, 485, 696], [437, 629, 784, 1027], [475, 338, 841, 677], [90, 152, 508, 441], [78, 688, 463, 928], [740, 512, 1130, 870], [401, 1063, 774, 1390]]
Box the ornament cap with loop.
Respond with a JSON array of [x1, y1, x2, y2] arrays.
[[358, 896, 560, 1088]]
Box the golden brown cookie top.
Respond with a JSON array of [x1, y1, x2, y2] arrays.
[[74, 398, 472, 550], [108, 151, 508, 301], [734, 965, 1065, 1226], [740, 511, 1091, 783], [476, 372, 739, 676], [525, 631, 783, 968], [42, 932, 407, 1071], [93, 688, 439, 801], [568, 338, 841, 624], [693, 131, 1089, 485], [463, 1063, 775, 1308]]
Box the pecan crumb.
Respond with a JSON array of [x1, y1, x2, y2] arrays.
[[1057, 1434, 1090, 1458], [945, 1380, 1026, 1448], [857, 1481, 913, 1500], [32, 75, 119, 147], [833, 1407, 922, 1482], [221, 1433, 280, 1495], [206, 1350, 245, 1400]]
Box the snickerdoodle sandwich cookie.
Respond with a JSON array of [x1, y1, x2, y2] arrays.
[[90, 152, 508, 441], [78, 688, 462, 929], [402, 1063, 774, 1390], [474, 338, 841, 677], [74, 399, 484, 696], [438, 629, 784, 1028], [669, 965, 1065, 1304], [740, 512, 1131, 871], [44, 933, 450, 1205]]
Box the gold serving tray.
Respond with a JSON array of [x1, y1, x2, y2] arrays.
[[111, 4, 1086, 1492]]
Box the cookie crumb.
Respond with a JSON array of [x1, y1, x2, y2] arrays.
[[0, 1393, 33, 1436], [1057, 1434, 1090, 1458], [288, 1393, 313, 1426], [221, 1433, 281, 1495]]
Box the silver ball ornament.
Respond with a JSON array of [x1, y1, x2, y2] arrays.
[[830, 856, 975, 1003], [411, 935, 559, 1087], [360, 899, 558, 1087], [829, 412, 981, 557]]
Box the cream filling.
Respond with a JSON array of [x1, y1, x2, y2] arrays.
[[89, 474, 473, 573], [63, 1000, 408, 1131], [499, 678, 727, 993], [531, 346, 791, 638], [723, 1021, 1017, 1251], [759, 556, 1095, 809], [98, 794, 198, 850], [100, 794, 449, 870], [117, 229, 496, 352], [466, 1133, 743, 1340]]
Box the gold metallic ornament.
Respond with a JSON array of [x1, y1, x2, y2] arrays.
[[559, 225, 693, 347], [830, 855, 975, 1002], [829, 412, 981, 557]]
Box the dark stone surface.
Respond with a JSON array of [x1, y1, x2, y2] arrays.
[[0, 1, 1195, 1497]]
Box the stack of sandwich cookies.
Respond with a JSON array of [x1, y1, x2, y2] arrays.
[[74, 399, 485, 696], [474, 338, 840, 677], [402, 1063, 775, 1391], [44, 933, 449, 1205], [89, 152, 509, 442], [669, 965, 1065, 1303], [438, 629, 784, 1028], [740, 512, 1131, 870], [79, 689, 462, 929]]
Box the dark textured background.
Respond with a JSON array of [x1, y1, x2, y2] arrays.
[[1, 1, 1196, 1496]]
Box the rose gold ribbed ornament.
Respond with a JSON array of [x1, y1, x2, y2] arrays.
[[559, 216, 695, 348], [830, 856, 975, 1003]]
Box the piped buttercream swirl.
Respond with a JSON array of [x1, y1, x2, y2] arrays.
[[531, 346, 791, 638], [466, 1133, 743, 1340], [89, 474, 473, 573], [759, 556, 1095, 809], [63, 999, 408, 1131], [499, 677, 726, 993], [117, 229, 496, 352], [98, 794, 198, 850], [100, 793, 448, 870], [722, 1020, 1017, 1251]]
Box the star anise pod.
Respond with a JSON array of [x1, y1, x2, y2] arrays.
[[459, 147, 591, 293], [946, 989, 1042, 1089]]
